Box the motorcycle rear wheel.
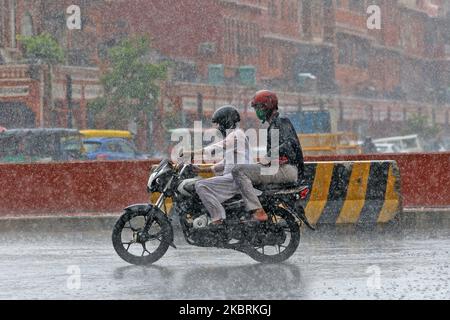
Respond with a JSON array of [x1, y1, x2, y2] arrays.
[[112, 210, 172, 265], [244, 207, 300, 264]]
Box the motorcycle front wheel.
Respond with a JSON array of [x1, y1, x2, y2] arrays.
[[244, 207, 300, 264], [112, 210, 173, 265]]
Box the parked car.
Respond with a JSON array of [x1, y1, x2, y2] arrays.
[[82, 137, 147, 160], [0, 128, 85, 163], [375, 143, 401, 154], [373, 135, 423, 153]]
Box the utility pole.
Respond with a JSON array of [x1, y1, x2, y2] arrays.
[[39, 64, 45, 128], [197, 92, 204, 123], [66, 75, 73, 128]]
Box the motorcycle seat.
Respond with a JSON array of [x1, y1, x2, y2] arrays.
[[222, 183, 309, 207]]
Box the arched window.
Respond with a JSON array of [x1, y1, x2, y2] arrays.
[[21, 12, 34, 37]]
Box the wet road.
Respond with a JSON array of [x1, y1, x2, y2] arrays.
[[0, 225, 449, 300]]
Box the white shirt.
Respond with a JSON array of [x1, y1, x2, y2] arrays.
[[203, 128, 253, 176]]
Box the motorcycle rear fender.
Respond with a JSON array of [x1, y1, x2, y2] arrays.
[[283, 201, 316, 231]]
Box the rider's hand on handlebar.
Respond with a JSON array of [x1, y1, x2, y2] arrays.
[[191, 165, 215, 174]]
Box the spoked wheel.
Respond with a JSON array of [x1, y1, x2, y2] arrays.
[[112, 210, 173, 265], [244, 207, 300, 264]]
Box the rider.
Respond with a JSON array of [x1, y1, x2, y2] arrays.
[[193, 105, 254, 226], [362, 136, 377, 154], [232, 90, 304, 222]]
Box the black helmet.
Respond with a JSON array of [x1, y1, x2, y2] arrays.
[[212, 105, 240, 135]]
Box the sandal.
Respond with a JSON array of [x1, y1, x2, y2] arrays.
[[208, 220, 226, 230], [241, 209, 269, 224]]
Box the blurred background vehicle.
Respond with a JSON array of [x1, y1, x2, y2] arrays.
[[82, 138, 148, 160], [284, 109, 361, 156], [79, 130, 133, 140], [361, 136, 378, 154], [297, 132, 361, 156], [375, 143, 401, 154], [0, 128, 85, 163], [373, 135, 423, 153], [80, 130, 148, 160]]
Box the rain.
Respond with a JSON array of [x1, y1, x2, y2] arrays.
[[0, 0, 449, 301]]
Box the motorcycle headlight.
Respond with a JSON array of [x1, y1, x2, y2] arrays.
[[148, 174, 169, 193], [147, 172, 157, 191]]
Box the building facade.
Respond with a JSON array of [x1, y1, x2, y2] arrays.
[[0, 0, 107, 129], [1, 0, 449, 151]]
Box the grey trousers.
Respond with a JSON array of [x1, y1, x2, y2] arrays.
[[231, 164, 298, 211], [195, 174, 240, 222]]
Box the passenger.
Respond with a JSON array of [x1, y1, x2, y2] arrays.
[[362, 136, 377, 154], [232, 90, 305, 223]]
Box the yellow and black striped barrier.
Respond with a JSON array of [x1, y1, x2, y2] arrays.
[[302, 161, 401, 225], [151, 160, 402, 225]]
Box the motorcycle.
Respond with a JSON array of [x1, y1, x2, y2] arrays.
[[112, 159, 315, 265]]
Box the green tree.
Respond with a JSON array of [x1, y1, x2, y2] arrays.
[[402, 113, 441, 140], [92, 36, 168, 142], [18, 33, 64, 127]]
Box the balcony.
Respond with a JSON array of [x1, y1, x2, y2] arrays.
[[218, 0, 266, 12], [0, 65, 30, 80], [445, 44, 450, 57], [398, 0, 445, 17]]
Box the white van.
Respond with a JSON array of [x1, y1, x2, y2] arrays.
[[374, 143, 401, 154], [373, 134, 423, 153]]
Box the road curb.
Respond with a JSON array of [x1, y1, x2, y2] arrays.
[[1, 209, 449, 232], [0, 214, 187, 235], [0, 214, 120, 233], [399, 209, 450, 228]]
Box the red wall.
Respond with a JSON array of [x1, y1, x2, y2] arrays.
[[0, 153, 449, 216], [0, 160, 158, 216], [305, 152, 450, 208]]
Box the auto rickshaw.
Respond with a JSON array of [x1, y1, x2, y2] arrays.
[[79, 130, 133, 140]]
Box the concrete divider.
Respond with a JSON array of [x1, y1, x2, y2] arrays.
[[8, 152, 448, 221], [306, 152, 450, 208], [302, 161, 401, 225], [151, 160, 402, 225], [0, 160, 158, 216]]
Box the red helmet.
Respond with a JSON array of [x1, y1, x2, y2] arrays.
[[251, 90, 278, 111]]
